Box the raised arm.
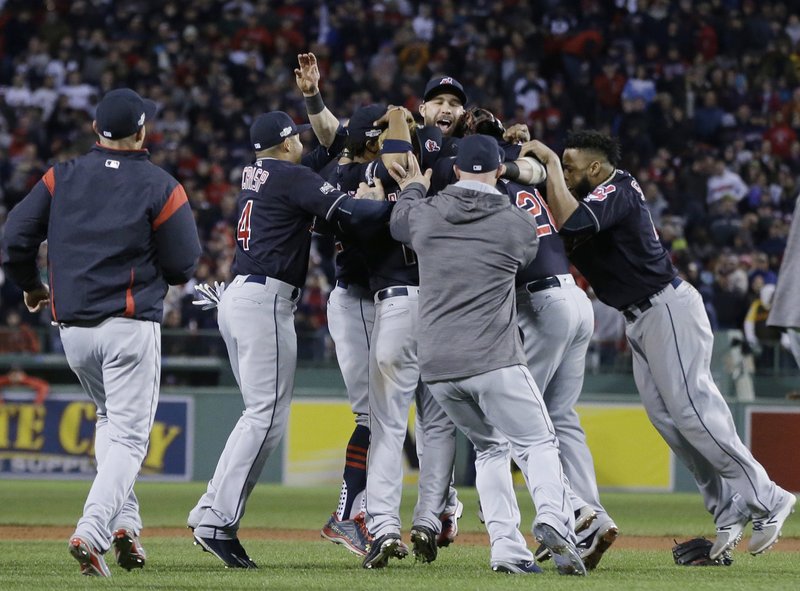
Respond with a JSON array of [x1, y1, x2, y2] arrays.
[[295, 52, 340, 148]]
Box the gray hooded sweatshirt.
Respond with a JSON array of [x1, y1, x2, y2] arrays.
[[390, 180, 539, 382]]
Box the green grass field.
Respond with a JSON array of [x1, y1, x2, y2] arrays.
[[0, 481, 797, 590]]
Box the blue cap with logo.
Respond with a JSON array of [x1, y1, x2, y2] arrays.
[[95, 88, 158, 140], [455, 134, 504, 173], [423, 75, 467, 105], [347, 104, 387, 141], [250, 111, 312, 150]]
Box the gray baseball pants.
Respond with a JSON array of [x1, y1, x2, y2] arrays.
[[61, 317, 161, 552], [365, 288, 457, 537], [428, 364, 576, 565], [189, 275, 298, 538], [517, 274, 611, 524], [625, 281, 788, 525]]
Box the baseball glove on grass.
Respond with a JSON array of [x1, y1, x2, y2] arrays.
[[672, 538, 733, 566]]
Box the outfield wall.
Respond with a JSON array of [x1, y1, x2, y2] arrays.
[[1, 368, 798, 493]]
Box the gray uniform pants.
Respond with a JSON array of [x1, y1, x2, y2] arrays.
[[626, 281, 787, 525], [365, 289, 456, 537], [61, 317, 161, 552], [189, 276, 298, 538], [517, 275, 609, 522], [327, 284, 374, 426], [428, 364, 576, 564], [787, 328, 800, 369]]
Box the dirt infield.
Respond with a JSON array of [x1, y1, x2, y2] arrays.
[[2, 525, 799, 552]]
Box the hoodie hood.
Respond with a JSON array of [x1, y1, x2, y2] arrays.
[[435, 185, 511, 224]]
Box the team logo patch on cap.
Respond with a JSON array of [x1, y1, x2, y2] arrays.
[[473, 165, 482, 171], [280, 126, 292, 137], [440, 77, 453, 85], [365, 129, 381, 138], [254, 142, 261, 149], [425, 139, 440, 152], [137, 112, 145, 126]]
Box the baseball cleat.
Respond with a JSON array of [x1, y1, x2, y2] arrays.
[[68, 536, 111, 577], [361, 533, 408, 569], [410, 525, 438, 563], [491, 559, 543, 574], [112, 528, 146, 570], [710, 517, 748, 560], [535, 505, 597, 562], [438, 500, 464, 547], [748, 492, 797, 555], [193, 534, 257, 568], [320, 512, 372, 556], [533, 523, 587, 576], [577, 519, 618, 570]]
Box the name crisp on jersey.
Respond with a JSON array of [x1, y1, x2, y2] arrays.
[[242, 166, 270, 192], [104, 159, 120, 169]]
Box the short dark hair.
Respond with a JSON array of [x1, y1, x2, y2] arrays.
[[564, 130, 621, 167], [344, 135, 379, 158]]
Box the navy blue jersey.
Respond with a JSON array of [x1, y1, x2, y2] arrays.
[[2, 144, 201, 324], [336, 160, 419, 291], [500, 181, 570, 284], [561, 169, 677, 309], [232, 158, 352, 288], [329, 162, 373, 290]]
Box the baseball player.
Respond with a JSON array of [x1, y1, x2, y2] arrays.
[[767, 192, 800, 369], [319, 104, 386, 555], [331, 106, 461, 568], [387, 135, 585, 576], [509, 178, 618, 569], [524, 130, 797, 562], [187, 111, 393, 568], [2, 88, 202, 577]]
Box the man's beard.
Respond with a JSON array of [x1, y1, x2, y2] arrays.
[[572, 174, 594, 199]]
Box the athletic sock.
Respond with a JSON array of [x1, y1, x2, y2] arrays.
[[335, 424, 370, 520]]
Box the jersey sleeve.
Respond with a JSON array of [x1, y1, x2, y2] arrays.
[[1, 170, 54, 291], [574, 179, 636, 233], [151, 182, 202, 285], [293, 167, 350, 220]]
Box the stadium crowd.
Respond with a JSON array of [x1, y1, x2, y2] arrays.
[[0, 0, 798, 369]]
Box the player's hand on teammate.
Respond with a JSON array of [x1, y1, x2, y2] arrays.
[[355, 177, 386, 201], [24, 284, 50, 313], [388, 151, 432, 192], [374, 106, 416, 128], [193, 281, 226, 311], [519, 139, 560, 167], [294, 53, 320, 96], [503, 123, 530, 144]]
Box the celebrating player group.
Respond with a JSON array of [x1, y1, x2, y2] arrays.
[[3, 52, 794, 578]]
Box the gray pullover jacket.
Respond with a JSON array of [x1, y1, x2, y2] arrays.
[[390, 180, 539, 382]]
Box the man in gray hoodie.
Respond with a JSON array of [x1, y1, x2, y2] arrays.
[[387, 135, 586, 576]]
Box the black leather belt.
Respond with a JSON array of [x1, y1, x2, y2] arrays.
[[623, 277, 682, 322], [61, 318, 106, 328], [524, 276, 560, 294], [245, 274, 300, 299], [377, 286, 410, 301]]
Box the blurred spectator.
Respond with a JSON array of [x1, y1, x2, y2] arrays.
[[0, 310, 40, 354], [0, 366, 49, 404]]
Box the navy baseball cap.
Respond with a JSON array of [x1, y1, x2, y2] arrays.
[[347, 104, 387, 140], [423, 75, 467, 105], [250, 111, 312, 150], [455, 134, 504, 173], [95, 88, 157, 140]]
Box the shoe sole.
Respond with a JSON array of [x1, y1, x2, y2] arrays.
[[362, 538, 408, 569], [581, 525, 619, 570], [113, 533, 145, 570], [535, 509, 598, 562], [491, 561, 542, 574], [749, 495, 797, 555], [410, 529, 437, 563], [534, 524, 587, 576], [69, 538, 110, 577], [193, 535, 249, 568], [320, 527, 368, 557]]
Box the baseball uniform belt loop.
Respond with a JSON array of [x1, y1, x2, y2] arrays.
[[244, 274, 300, 301], [622, 277, 684, 322], [376, 286, 420, 301]]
